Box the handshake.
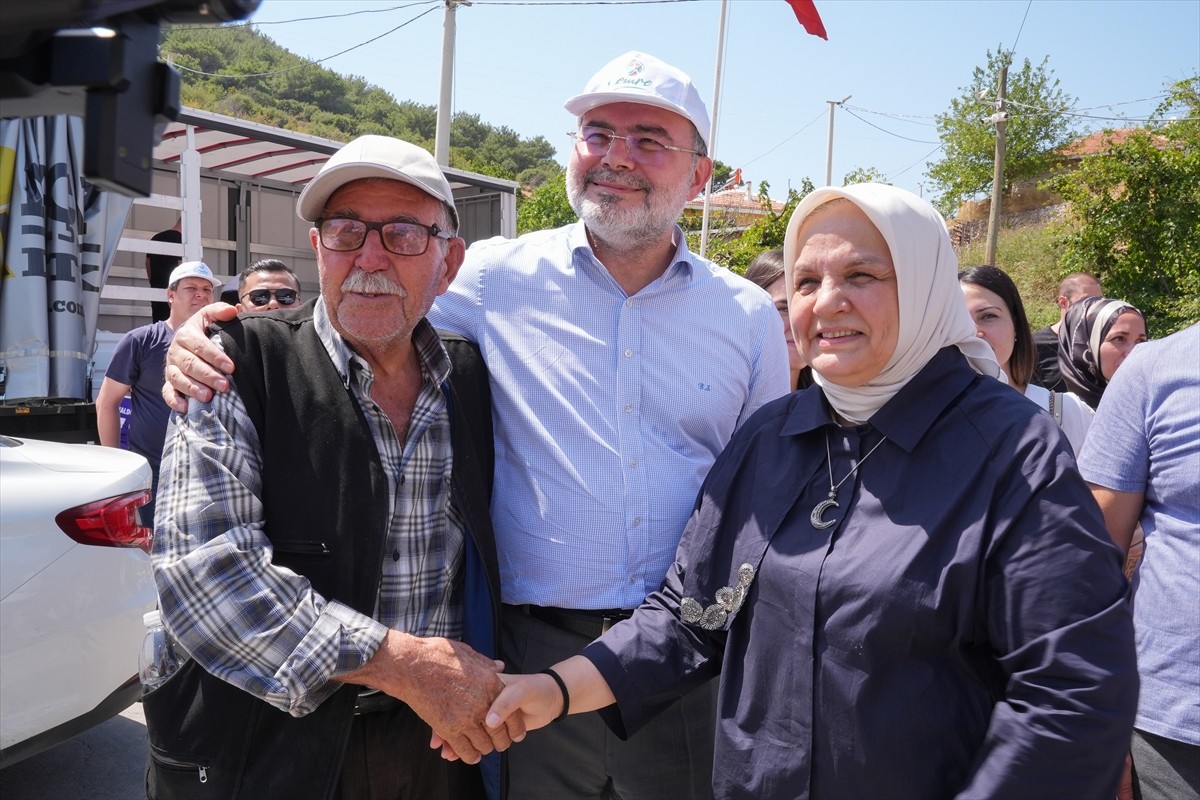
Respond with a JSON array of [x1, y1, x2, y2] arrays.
[[343, 630, 605, 765]]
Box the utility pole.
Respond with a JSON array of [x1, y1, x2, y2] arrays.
[[985, 64, 1007, 264], [435, 1, 470, 167], [699, 0, 729, 259], [825, 95, 851, 186]]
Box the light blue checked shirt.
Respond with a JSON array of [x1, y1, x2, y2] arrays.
[[428, 222, 789, 609]]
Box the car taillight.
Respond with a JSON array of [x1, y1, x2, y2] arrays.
[[55, 490, 153, 552]]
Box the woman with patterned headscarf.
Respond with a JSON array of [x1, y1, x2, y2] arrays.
[[1059, 295, 1149, 409], [481, 185, 1137, 800]]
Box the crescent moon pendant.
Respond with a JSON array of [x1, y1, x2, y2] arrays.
[[810, 498, 839, 529]]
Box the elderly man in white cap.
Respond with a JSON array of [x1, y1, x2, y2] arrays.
[[98, 260, 222, 522], [144, 136, 510, 799], [162, 52, 788, 799]]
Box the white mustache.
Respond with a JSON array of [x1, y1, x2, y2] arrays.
[[340, 270, 406, 297]]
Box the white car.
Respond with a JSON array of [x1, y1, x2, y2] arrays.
[[0, 436, 157, 768]]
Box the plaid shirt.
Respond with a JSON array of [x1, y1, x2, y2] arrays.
[[153, 300, 463, 717]]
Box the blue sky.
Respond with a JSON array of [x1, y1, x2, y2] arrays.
[[243, 0, 1199, 202]]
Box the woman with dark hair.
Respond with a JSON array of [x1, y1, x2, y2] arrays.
[[745, 248, 813, 390], [959, 265, 1093, 454], [1059, 296, 1148, 409]]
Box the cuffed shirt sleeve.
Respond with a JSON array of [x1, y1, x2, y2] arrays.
[[152, 345, 388, 717]]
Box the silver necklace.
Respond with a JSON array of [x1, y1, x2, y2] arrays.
[[810, 431, 889, 529]]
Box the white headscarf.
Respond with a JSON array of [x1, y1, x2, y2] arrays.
[[782, 184, 1001, 424]]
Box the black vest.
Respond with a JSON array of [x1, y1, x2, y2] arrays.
[[144, 303, 499, 799]]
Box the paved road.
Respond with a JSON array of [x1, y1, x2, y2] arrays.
[[0, 703, 147, 799]]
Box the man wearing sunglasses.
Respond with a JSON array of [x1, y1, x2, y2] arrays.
[[144, 136, 511, 799], [236, 258, 302, 312]]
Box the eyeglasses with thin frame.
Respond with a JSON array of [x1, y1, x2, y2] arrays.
[[241, 288, 299, 307], [316, 218, 454, 257], [567, 126, 704, 165]]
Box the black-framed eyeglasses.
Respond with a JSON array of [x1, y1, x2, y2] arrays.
[[317, 217, 454, 257], [241, 288, 299, 307], [567, 126, 704, 165]]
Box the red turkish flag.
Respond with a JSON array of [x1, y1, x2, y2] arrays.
[[786, 0, 828, 40]]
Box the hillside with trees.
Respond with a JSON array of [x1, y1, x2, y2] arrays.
[[160, 24, 561, 187]]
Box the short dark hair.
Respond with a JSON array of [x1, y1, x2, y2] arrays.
[[958, 265, 1036, 387], [744, 248, 785, 291], [1057, 272, 1101, 303], [147, 229, 182, 280], [238, 258, 300, 295]]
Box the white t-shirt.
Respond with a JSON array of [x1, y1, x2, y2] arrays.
[[1024, 383, 1094, 455]]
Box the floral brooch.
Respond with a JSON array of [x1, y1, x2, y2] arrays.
[[680, 562, 756, 630]]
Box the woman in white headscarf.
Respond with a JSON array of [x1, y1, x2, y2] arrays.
[[480, 185, 1137, 799]]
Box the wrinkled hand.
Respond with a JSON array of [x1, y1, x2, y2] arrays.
[[161, 302, 238, 412], [432, 672, 548, 762], [344, 632, 513, 765]]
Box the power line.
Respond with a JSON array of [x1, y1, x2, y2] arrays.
[[170, 1, 439, 30], [169, 4, 442, 79], [886, 143, 944, 180], [1008, 0, 1033, 56], [841, 104, 938, 125], [1005, 97, 1199, 123], [840, 106, 941, 144], [740, 108, 827, 169]]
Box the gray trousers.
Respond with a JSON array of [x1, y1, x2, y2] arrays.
[[500, 604, 716, 800], [1132, 728, 1200, 800]]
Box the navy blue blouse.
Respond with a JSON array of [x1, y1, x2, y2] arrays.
[[584, 347, 1138, 799]]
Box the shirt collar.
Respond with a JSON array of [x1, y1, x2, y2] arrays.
[[314, 297, 452, 390], [569, 221, 697, 282], [779, 347, 977, 452]]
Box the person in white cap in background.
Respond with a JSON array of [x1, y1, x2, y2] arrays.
[[97, 260, 221, 522], [144, 136, 510, 799], [161, 51, 788, 799]]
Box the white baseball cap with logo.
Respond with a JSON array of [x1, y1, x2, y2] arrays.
[[297, 135, 459, 229], [168, 261, 222, 289], [563, 51, 712, 152]]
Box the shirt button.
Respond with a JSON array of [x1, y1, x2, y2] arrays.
[[624, 348, 633, 358], [399, 474, 406, 485], [629, 458, 638, 468], [628, 575, 637, 584], [393, 550, 400, 562], [632, 517, 642, 527], [624, 403, 633, 413]]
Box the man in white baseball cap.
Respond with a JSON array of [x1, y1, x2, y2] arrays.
[[97, 260, 222, 522], [164, 52, 789, 800], [426, 51, 787, 800], [144, 135, 510, 800]]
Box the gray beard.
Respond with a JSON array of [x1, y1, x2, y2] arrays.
[[566, 162, 693, 253]]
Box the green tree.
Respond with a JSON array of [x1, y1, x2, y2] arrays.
[[928, 49, 1077, 216], [843, 166, 888, 186], [691, 179, 816, 272], [1048, 77, 1200, 336], [517, 172, 576, 234], [160, 25, 561, 187], [710, 159, 734, 190]]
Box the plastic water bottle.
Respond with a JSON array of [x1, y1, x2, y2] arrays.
[[139, 609, 184, 689]]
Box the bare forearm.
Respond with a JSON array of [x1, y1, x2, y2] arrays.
[[1088, 484, 1144, 553], [552, 655, 616, 715]]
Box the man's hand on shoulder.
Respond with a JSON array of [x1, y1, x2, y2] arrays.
[[161, 302, 239, 412]]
